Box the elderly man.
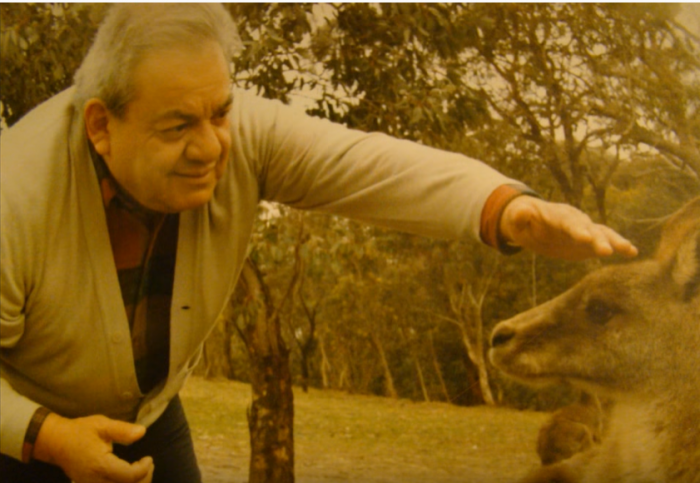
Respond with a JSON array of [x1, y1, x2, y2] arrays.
[[0, 4, 637, 483]]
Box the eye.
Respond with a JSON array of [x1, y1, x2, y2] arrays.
[[585, 298, 620, 325], [211, 107, 231, 126], [158, 123, 189, 141], [169, 123, 189, 133]]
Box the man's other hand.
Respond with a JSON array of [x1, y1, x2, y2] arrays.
[[501, 196, 639, 261], [33, 413, 154, 483]]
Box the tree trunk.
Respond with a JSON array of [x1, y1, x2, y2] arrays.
[[446, 279, 496, 406], [413, 355, 430, 402], [401, 327, 430, 402], [370, 332, 398, 399], [459, 324, 495, 406], [247, 348, 294, 483], [318, 333, 331, 389], [428, 331, 451, 403], [298, 347, 311, 393], [234, 260, 295, 483], [460, 349, 484, 406], [295, 290, 318, 393]]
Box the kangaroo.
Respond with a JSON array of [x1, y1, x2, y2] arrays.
[[536, 391, 608, 466], [489, 197, 700, 483]]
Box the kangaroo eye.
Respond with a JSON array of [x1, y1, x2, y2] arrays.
[[586, 299, 620, 325]]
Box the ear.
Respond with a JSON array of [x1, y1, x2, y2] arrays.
[[671, 229, 700, 302], [83, 99, 112, 158]]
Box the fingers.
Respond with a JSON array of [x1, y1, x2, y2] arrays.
[[563, 214, 638, 259], [96, 418, 147, 446], [103, 454, 154, 483], [501, 196, 638, 261], [96, 421, 152, 483], [138, 458, 156, 483], [596, 225, 638, 258]]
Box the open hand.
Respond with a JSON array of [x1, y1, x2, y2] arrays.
[[33, 413, 154, 483], [500, 196, 638, 261]]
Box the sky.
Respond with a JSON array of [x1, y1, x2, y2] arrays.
[[679, 3, 700, 36]]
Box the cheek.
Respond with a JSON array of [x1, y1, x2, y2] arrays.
[[143, 141, 187, 175], [218, 128, 232, 157], [215, 130, 232, 173], [105, 130, 137, 175]]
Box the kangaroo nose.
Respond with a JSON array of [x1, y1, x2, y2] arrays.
[[491, 325, 516, 348]]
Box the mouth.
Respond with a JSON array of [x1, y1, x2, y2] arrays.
[[490, 346, 539, 377], [488, 346, 516, 373], [490, 346, 586, 390], [490, 349, 562, 386], [174, 170, 212, 179], [172, 169, 219, 188]]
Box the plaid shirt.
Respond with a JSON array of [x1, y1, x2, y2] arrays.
[[92, 152, 179, 395]]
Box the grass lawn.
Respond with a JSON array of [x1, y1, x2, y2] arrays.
[[181, 376, 547, 483]]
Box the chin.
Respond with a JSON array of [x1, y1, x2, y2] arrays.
[[171, 198, 211, 213], [163, 191, 214, 213]]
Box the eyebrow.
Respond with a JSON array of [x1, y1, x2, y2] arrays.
[[215, 95, 234, 116], [155, 94, 234, 123]]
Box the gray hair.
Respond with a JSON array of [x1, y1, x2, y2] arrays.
[[73, 3, 242, 117]]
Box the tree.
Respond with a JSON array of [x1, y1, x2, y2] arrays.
[[435, 243, 500, 405], [307, 3, 491, 149], [456, 5, 614, 215], [458, 4, 699, 221], [586, 4, 700, 177], [229, 260, 295, 483]]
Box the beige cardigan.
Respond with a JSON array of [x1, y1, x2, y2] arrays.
[[0, 87, 521, 460]]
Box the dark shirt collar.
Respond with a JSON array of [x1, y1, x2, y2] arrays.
[[89, 146, 165, 223]]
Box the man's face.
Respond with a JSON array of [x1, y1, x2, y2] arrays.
[[97, 41, 233, 213]]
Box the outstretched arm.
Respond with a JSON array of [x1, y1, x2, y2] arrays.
[[499, 195, 638, 261]]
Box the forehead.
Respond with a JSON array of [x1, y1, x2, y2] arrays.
[[127, 41, 232, 117], [579, 260, 660, 299]]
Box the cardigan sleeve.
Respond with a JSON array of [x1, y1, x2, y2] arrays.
[[0, 379, 42, 461], [229, 89, 528, 243], [1, 190, 43, 461]]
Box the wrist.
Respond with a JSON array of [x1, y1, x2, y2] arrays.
[[21, 406, 52, 463], [498, 196, 526, 249], [498, 193, 543, 250], [481, 184, 539, 254], [31, 412, 66, 465]]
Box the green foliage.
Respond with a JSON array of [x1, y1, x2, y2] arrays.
[[0, 4, 105, 126], [227, 4, 315, 102], [306, 4, 491, 148]]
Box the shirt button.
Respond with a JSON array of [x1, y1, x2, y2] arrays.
[[121, 391, 134, 400], [110, 333, 124, 344]]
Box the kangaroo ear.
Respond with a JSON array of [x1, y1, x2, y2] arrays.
[[671, 229, 700, 302]]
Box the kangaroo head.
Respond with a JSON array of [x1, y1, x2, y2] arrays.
[[489, 197, 700, 399]]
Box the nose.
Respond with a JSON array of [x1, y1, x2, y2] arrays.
[[490, 324, 516, 348], [186, 122, 225, 164]]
